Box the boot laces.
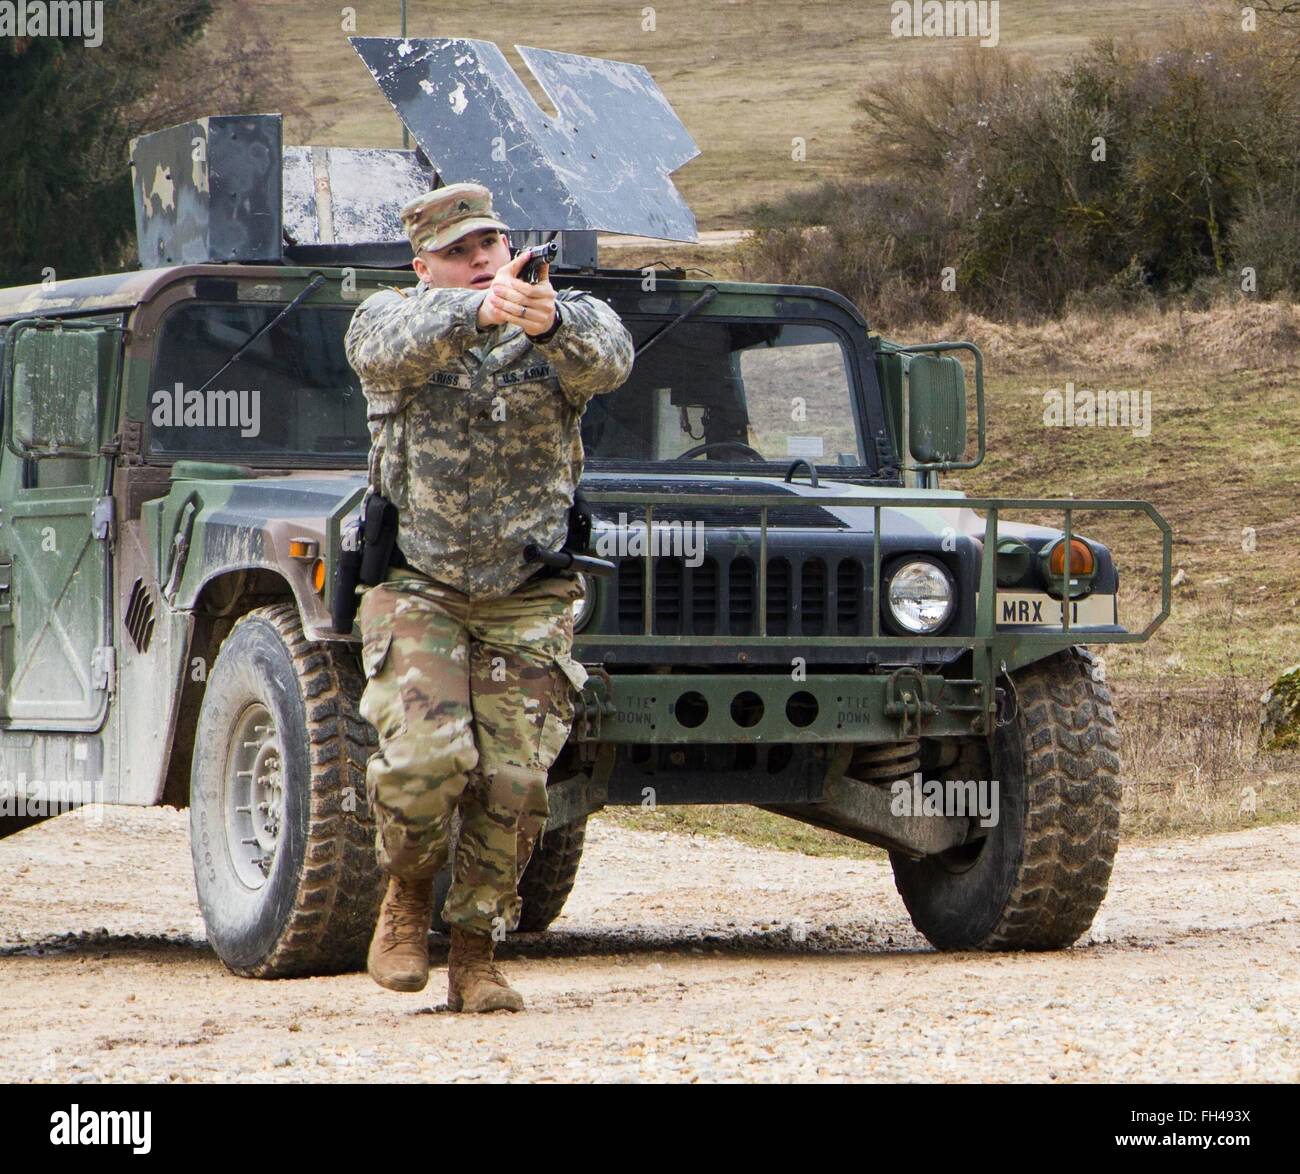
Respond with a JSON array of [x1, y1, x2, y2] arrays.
[[384, 877, 431, 943], [454, 930, 508, 984]]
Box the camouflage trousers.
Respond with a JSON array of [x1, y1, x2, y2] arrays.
[[357, 564, 588, 935]]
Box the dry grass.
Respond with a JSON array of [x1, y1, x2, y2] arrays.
[[596, 805, 884, 860], [919, 300, 1300, 375], [1120, 676, 1300, 837]]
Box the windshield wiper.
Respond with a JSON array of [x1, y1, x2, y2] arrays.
[[634, 286, 718, 359], [193, 273, 328, 395]]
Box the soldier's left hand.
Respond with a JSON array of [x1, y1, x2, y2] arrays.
[[487, 259, 557, 337]]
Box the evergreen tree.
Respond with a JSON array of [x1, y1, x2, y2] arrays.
[[0, 0, 309, 287]]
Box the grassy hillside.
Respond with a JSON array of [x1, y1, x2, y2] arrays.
[[948, 303, 1300, 835], [251, 0, 1208, 227]]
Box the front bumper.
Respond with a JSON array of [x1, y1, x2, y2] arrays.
[[573, 668, 992, 743]]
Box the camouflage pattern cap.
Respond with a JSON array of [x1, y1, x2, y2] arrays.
[[400, 182, 510, 255]]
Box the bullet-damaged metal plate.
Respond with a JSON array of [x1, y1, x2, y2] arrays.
[[348, 36, 699, 242], [281, 146, 435, 246]]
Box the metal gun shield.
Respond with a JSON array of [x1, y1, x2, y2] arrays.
[[348, 36, 700, 242]]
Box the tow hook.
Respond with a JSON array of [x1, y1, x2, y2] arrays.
[[883, 667, 940, 738], [575, 666, 615, 740]]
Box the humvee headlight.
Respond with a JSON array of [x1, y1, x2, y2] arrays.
[[885, 559, 955, 634], [570, 573, 594, 632]]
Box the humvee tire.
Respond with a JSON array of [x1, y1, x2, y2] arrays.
[[516, 817, 587, 932], [890, 648, 1121, 950], [189, 604, 384, 977], [429, 811, 587, 934]]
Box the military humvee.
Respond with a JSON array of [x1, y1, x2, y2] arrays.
[[0, 40, 1169, 976]]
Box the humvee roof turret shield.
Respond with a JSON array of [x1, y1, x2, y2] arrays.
[[349, 36, 700, 241]]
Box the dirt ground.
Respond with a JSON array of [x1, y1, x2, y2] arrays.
[[0, 809, 1295, 1084]]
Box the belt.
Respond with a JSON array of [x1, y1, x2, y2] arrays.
[[391, 544, 563, 586]]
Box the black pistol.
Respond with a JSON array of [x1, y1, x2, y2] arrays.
[[518, 240, 559, 284]]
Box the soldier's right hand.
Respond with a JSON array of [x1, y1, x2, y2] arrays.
[[476, 251, 542, 331]]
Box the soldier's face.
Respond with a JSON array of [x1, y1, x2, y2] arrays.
[[414, 228, 511, 290]]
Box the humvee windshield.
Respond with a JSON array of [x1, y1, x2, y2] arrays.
[[147, 302, 864, 469], [586, 319, 864, 468]]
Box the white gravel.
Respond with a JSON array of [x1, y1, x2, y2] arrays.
[[0, 807, 1296, 1083]]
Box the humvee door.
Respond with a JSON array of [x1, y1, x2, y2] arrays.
[[0, 316, 122, 728]]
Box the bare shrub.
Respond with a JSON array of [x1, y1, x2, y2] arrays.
[[742, 9, 1300, 327]]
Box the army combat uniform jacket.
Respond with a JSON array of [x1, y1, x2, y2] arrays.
[[344, 280, 635, 600]]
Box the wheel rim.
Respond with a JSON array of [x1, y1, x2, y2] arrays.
[[224, 703, 285, 889]]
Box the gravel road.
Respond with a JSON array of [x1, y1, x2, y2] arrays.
[[1, 810, 1296, 1083]]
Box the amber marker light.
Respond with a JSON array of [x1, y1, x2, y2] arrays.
[[312, 559, 327, 594], [1048, 538, 1095, 577]]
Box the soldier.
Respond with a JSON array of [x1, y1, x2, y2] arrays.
[[344, 182, 633, 1011]]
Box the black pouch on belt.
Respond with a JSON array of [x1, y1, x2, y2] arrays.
[[330, 493, 401, 634], [330, 522, 364, 635], [567, 487, 593, 553], [359, 493, 400, 586]]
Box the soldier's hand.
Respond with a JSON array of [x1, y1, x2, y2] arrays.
[[476, 252, 558, 336], [518, 263, 558, 336]]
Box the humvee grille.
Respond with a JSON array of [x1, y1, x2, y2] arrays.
[[837, 559, 863, 631], [615, 554, 867, 637], [728, 557, 754, 635]]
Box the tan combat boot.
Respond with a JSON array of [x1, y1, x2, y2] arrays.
[[367, 872, 435, 992], [447, 926, 525, 1012]]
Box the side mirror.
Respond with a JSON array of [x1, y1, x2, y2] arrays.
[[877, 340, 986, 472], [5, 320, 108, 457], [905, 353, 966, 463]]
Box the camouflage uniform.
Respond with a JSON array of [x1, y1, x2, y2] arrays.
[[344, 250, 633, 935]]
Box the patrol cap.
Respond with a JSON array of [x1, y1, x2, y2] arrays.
[[400, 182, 510, 254]]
